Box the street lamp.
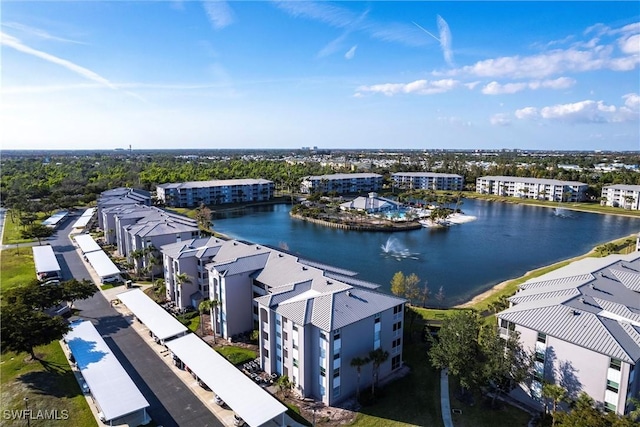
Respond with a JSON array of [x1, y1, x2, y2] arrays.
[[23, 397, 30, 427]]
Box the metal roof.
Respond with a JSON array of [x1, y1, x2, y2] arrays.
[[499, 253, 640, 364], [477, 176, 588, 187], [117, 289, 188, 341], [157, 178, 273, 189], [165, 334, 286, 427], [74, 234, 102, 254], [392, 172, 463, 178], [32, 245, 61, 274], [65, 320, 149, 422], [71, 208, 96, 229], [84, 250, 121, 278]]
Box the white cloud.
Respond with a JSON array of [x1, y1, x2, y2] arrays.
[[622, 93, 640, 109], [441, 22, 639, 80], [1, 22, 85, 44], [345, 45, 357, 60], [490, 113, 511, 126], [0, 31, 144, 101], [203, 0, 234, 30], [619, 34, 640, 55], [437, 116, 472, 127], [356, 79, 459, 96], [482, 81, 527, 95], [481, 77, 575, 95], [437, 15, 454, 67], [515, 107, 539, 120], [464, 81, 480, 90]]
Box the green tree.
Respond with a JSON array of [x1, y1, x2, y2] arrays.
[[174, 272, 191, 303], [275, 375, 292, 398], [21, 224, 54, 244], [350, 356, 370, 401], [62, 279, 97, 309], [368, 347, 389, 396], [198, 299, 213, 336], [1, 304, 71, 360], [543, 382, 568, 427], [429, 310, 483, 393], [390, 271, 406, 298], [480, 328, 533, 406]]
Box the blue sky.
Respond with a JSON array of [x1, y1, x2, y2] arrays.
[[2, 1, 639, 151]]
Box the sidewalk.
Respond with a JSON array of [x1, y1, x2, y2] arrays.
[[65, 234, 238, 427], [441, 369, 454, 427]]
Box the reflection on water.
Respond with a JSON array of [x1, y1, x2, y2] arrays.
[[213, 200, 640, 306]]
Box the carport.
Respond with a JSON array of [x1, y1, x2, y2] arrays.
[[84, 250, 122, 283], [64, 320, 150, 426], [72, 208, 96, 232], [165, 333, 287, 427], [117, 289, 188, 343], [74, 234, 102, 254]]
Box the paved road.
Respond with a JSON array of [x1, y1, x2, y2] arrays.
[[49, 216, 222, 427]]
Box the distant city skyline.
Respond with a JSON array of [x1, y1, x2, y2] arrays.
[[2, 1, 639, 151]]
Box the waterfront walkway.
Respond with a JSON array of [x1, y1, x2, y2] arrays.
[[441, 369, 454, 427]]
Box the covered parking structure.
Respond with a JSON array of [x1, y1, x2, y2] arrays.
[[64, 320, 150, 426], [74, 234, 102, 254], [85, 250, 122, 283], [117, 289, 188, 343], [72, 208, 96, 232], [166, 334, 287, 427], [42, 210, 69, 229]]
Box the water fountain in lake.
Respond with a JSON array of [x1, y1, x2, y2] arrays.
[[380, 237, 419, 261], [553, 207, 573, 218]]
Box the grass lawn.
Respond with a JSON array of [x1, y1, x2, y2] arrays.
[[0, 248, 36, 292], [215, 345, 257, 365], [448, 377, 531, 427], [0, 341, 96, 427]]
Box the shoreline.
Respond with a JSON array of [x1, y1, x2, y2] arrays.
[[454, 232, 638, 309]]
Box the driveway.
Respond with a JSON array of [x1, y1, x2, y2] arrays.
[[50, 216, 222, 427]]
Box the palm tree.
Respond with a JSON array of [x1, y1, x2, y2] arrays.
[[130, 249, 144, 278], [209, 299, 220, 343], [368, 348, 389, 396], [198, 299, 213, 336], [542, 382, 567, 427], [174, 272, 191, 305], [350, 356, 370, 401]]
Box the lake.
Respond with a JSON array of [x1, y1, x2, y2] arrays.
[[212, 199, 640, 306]]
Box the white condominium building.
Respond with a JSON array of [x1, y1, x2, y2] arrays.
[[497, 253, 640, 416], [392, 172, 464, 191], [300, 173, 383, 195], [156, 179, 275, 208], [476, 176, 588, 202], [601, 185, 640, 210]]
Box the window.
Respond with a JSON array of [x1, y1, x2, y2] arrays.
[[393, 321, 402, 331], [320, 332, 327, 340], [537, 332, 547, 343], [283, 318, 287, 324], [333, 386, 341, 397], [283, 331, 288, 341], [263, 332, 269, 340], [610, 358, 622, 371], [394, 304, 403, 314], [284, 349, 288, 359], [535, 352, 545, 363], [333, 352, 340, 360], [392, 338, 401, 348], [333, 330, 341, 340], [392, 355, 401, 370], [604, 402, 616, 413], [606, 380, 619, 393], [374, 317, 380, 324], [293, 324, 298, 332], [263, 348, 269, 358], [293, 359, 298, 367], [320, 367, 326, 377], [333, 368, 340, 378]]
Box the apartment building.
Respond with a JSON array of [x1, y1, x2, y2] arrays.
[[156, 179, 275, 208], [476, 176, 588, 202], [497, 253, 640, 416], [300, 173, 383, 195], [601, 185, 640, 210], [392, 172, 464, 191], [102, 204, 200, 275], [96, 187, 151, 229], [160, 238, 406, 405]]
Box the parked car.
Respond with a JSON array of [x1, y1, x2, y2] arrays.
[[233, 414, 245, 426], [213, 395, 224, 406], [79, 378, 90, 394]]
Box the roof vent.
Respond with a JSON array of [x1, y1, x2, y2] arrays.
[[579, 297, 586, 304], [346, 291, 352, 297], [278, 253, 284, 258], [256, 246, 261, 250], [327, 280, 333, 285], [573, 310, 581, 316], [302, 266, 308, 271]]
